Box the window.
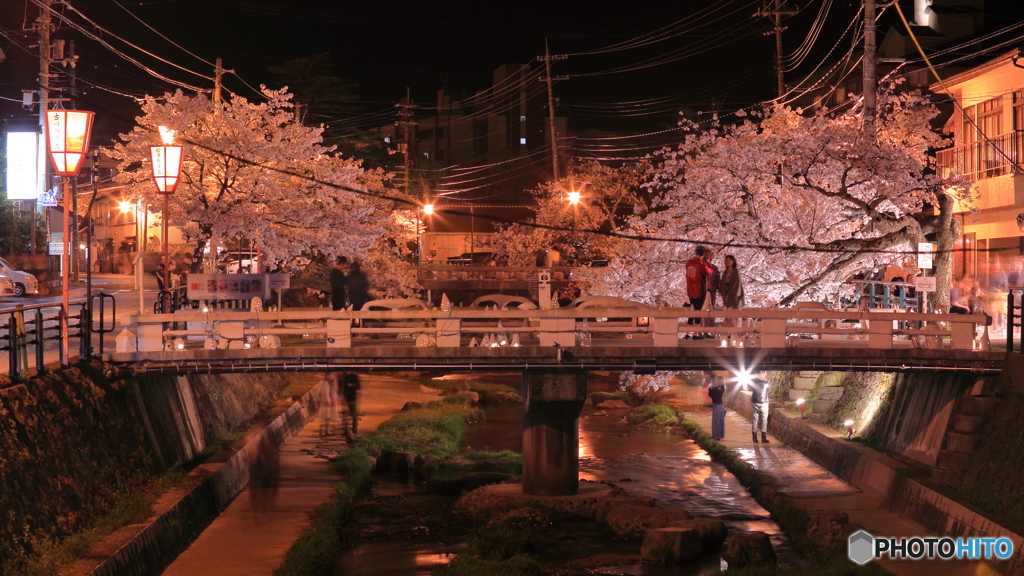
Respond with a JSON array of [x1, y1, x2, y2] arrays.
[[423, 152, 431, 159], [1014, 91, 1024, 131], [964, 96, 1002, 144], [520, 137, 527, 145], [384, 136, 391, 143], [520, 115, 526, 123], [961, 96, 1007, 179]]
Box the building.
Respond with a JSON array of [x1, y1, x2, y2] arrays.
[[378, 63, 566, 198], [934, 49, 1024, 284]]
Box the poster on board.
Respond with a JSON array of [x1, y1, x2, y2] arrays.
[[186, 273, 271, 300]]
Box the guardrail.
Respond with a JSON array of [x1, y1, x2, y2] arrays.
[[115, 304, 988, 354], [846, 279, 923, 312]]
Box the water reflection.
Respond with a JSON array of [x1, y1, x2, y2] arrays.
[[334, 541, 460, 576]]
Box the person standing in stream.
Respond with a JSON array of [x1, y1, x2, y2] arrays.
[[709, 375, 726, 441]]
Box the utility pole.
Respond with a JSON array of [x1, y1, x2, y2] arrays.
[[214, 57, 227, 103], [863, 0, 877, 134], [35, 0, 53, 258], [397, 88, 417, 198], [755, 0, 797, 97], [538, 40, 567, 181]]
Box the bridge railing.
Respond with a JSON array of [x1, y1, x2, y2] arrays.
[[114, 305, 987, 354]]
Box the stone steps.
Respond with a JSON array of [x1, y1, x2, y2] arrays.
[[931, 394, 999, 489]]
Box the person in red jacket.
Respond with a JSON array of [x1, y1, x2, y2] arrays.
[[685, 246, 713, 338]]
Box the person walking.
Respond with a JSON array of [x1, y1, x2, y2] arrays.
[[709, 375, 726, 441], [342, 372, 362, 436], [685, 246, 713, 339], [330, 256, 349, 311], [749, 371, 770, 444], [320, 373, 339, 436], [345, 262, 369, 311]]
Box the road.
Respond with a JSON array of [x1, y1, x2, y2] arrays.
[[1, 273, 162, 375]]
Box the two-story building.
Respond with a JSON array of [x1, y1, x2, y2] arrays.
[[935, 49, 1024, 285]]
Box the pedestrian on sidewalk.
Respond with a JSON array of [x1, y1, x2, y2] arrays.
[[749, 370, 770, 444], [320, 373, 339, 436], [708, 375, 726, 440], [342, 372, 361, 436]]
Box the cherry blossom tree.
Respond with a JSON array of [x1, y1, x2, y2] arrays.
[[490, 160, 651, 266], [111, 88, 389, 273], [589, 88, 971, 308]]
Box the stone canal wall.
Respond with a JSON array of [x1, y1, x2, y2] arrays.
[[0, 363, 307, 571]]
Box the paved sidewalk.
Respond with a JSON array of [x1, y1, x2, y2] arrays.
[[161, 375, 443, 576], [663, 387, 988, 576]]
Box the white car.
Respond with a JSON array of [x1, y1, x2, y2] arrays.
[[0, 257, 40, 296], [0, 276, 13, 297]]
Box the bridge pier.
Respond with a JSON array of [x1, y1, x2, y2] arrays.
[[521, 371, 586, 496]]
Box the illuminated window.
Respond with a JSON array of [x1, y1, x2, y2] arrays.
[[520, 138, 526, 145], [520, 115, 526, 123]]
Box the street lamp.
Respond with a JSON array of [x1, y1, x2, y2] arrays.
[[149, 126, 183, 302], [45, 109, 95, 366], [567, 191, 581, 205]]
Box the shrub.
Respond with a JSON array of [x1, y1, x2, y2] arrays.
[[272, 486, 360, 576]]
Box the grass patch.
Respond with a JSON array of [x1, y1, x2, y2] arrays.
[[590, 390, 630, 405], [432, 521, 542, 576], [465, 449, 522, 472], [8, 467, 189, 576], [626, 403, 681, 429], [360, 400, 482, 457], [272, 484, 360, 576]]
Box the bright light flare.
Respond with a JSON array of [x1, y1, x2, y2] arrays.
[[844, 419, 855, 427], [567, 191, 581, 205], [423, 204, 434, 215], [796, 398, 805, 406], [118, 200, 134, 213], [735, 369, 753, 388], [158, 125, 176, 145]]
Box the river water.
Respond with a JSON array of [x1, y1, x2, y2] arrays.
[[337, 377, 797, 575]]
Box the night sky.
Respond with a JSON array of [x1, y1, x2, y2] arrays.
[[2, 0, 1024, 145]]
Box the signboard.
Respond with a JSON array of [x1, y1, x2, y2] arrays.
[[269, 273, 290, 290], [915, 276, 937, 292], [48, 242, 64, 256], [5, 132, 38, 200], [917, 242, 934, 270], [186, 273, 271, 300]]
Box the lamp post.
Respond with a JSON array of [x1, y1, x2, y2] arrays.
[[149, 126, 183, 310], [419, 203, 434, 264], [45, 109, 95, 366]]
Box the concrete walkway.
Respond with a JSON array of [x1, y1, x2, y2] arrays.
[[161, 374, 442, 576], [664, 390, 991, 576]]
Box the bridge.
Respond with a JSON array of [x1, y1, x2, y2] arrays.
[[99, 299, 1003, 377]]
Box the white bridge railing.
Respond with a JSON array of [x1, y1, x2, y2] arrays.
[[115, 302, 989, 353]]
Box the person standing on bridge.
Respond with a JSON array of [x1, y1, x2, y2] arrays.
[[708, 375, 726, 441], [330, 256, 349, 311], [749, 371, 770, 444], [345, 262, 369, 311], [685, 246, 713, 339]]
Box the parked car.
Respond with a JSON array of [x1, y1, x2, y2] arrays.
[[0, 276, 14, 298], [0, 257, 40, 296], [216, 252, 259, 274], [447, 252, 505, 266]]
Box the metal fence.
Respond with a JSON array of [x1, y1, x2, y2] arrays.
[[937, 131, 1024, 181]]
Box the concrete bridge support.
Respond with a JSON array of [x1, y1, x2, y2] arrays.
[[521, 371, 587, 496]]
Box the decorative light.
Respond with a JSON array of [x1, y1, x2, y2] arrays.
[[149, 126, 183, 194], [567, 191, 581, 205], [119, 200, 134, 213], [174, 337, 185, 350], [423, 203, 435, 215], [844, 419, 856, 439], [796, 398, 806, 418], [45, 110, 95, 175]]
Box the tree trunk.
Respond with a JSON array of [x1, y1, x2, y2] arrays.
[[190, 224, 213, 274], [931, 193, 959, 310]]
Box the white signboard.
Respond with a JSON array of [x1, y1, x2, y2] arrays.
[[269, 273, 290, 290], [48, 242, 64, 255], [5, 132, 38, 200], [917, 242, 934, 270], [915, 276, 937, 292], [186, 273, 271, 300]]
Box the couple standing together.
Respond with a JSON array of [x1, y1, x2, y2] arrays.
[[708, 370, 771, 444], [330, 256, 370, 311], [684, 246, 744, 339]]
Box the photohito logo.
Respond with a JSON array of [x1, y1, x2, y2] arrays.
[[848, 530, 1015, 565]]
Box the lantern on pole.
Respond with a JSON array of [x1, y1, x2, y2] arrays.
[[150, 126, 184, 301], [45, 110, 95, 366]]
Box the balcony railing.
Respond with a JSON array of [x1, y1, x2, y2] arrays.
[[937, 130, 1024, 181]]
